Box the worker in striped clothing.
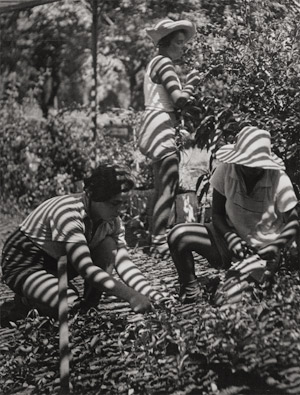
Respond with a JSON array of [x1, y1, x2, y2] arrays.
[[138, 18, 200, 259], [1, 164, 164, 317], [168, 127, 299, 303]]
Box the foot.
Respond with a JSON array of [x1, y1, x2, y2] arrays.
[[149, 242, 171, 260], [178, 280, 201, 304], [82, 282, 103, 310], [1, 295, 33, 327]]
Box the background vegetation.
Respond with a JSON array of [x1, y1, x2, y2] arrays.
[[1, 2, 300, 395], [0, 0, 299, 212]]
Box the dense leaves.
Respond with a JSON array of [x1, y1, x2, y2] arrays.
[[180, 0, 300, 186], [0, 0, 299, 188], [1, 260, 300, 394], [0, 98, 152, 212], [0, 2, 300, 392]]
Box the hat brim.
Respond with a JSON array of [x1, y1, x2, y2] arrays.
[[216, 144, 285, 170], [146, 20, 196, 46]]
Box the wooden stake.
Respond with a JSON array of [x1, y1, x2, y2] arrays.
[[58, 255, 70, 394]]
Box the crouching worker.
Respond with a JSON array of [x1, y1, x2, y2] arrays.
[[1, 164, 164, 318], [168, 126, 299, 304]]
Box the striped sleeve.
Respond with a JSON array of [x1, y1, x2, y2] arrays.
[[155, 57, 182, 96], [50, 203, 86, 243], [275, 171, 298, 213], [20, 195, 87, 244]]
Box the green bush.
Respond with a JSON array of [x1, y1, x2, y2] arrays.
[[0, 98, 153, 212]]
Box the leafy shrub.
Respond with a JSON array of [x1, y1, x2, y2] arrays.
[[182, 0, 300, 188], [0, 98, 153, 212]]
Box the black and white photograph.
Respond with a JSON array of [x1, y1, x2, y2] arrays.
[[0, 1, 300, 394]]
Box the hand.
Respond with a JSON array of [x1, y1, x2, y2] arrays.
[[129, 292, 154, 314], [225, 232, 249, 260], [186, 69, 201, 86], [179, 128, 191, 143], [257, 244, 280, 261]]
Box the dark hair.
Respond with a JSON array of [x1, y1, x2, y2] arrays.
[[84, 164, 135, 202], [157, 29, 186, 48]]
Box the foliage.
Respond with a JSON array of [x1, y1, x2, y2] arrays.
[[0, 1, 299, 187], [0, 2, 300, 394], [1, 261, 300, 394], [0, 1, 90, 115], [0, 98, 152, 212], [181, 0, 300, 186]]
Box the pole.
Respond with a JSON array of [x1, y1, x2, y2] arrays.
[[58, 255, 70, 394], [91, 0, 98, 141]]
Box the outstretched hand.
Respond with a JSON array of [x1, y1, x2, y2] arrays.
[[129, 293, 154, 314]]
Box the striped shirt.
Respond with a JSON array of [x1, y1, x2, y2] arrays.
[[144, 56, 181, 112], [211, 163, 298, 248], [20, 193, 126, 259]]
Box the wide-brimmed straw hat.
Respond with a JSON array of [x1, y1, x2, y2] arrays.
[[216, 126, 285, 170], [146, 18, 196, 46]]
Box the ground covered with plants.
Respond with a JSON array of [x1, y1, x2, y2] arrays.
[[1, 214, 300, 395], [1, 1, 300, 394]]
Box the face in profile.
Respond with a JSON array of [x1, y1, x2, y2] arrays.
[[90, 193, 125, 221], [166, 31, 187, 60]]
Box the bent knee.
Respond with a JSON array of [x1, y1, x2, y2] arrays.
[[168, 224, 188, 247]]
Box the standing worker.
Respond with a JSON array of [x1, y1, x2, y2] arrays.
[[138, 18, 200, 259]]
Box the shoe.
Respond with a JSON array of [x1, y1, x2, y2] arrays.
[[0, 294, 33, 326], [149, 242, 171, 260], [149, 234, 171, 260], [82, 281, 103, 310], [178, 280, 201, 304]]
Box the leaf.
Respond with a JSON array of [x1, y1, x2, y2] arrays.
[[90, 334, 100, 348]]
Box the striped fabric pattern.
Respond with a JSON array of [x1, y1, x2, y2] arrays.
[[20, 194, 86, 246], [138, 110, 177, 161], [210, 163, 298, 248], [138, 56, 182, 161], [144, 57, 178, 112], [145, 19, 196, 46], [216, 126, 285, 170], [19, 193, 127, 258]]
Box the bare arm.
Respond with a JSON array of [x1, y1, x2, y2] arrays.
[[212, 188, 249, 259], [258, 206, 299, 260], [65, 242, 153, 313], [114, 247, 164, 301], [212, 188, 231, 236]]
